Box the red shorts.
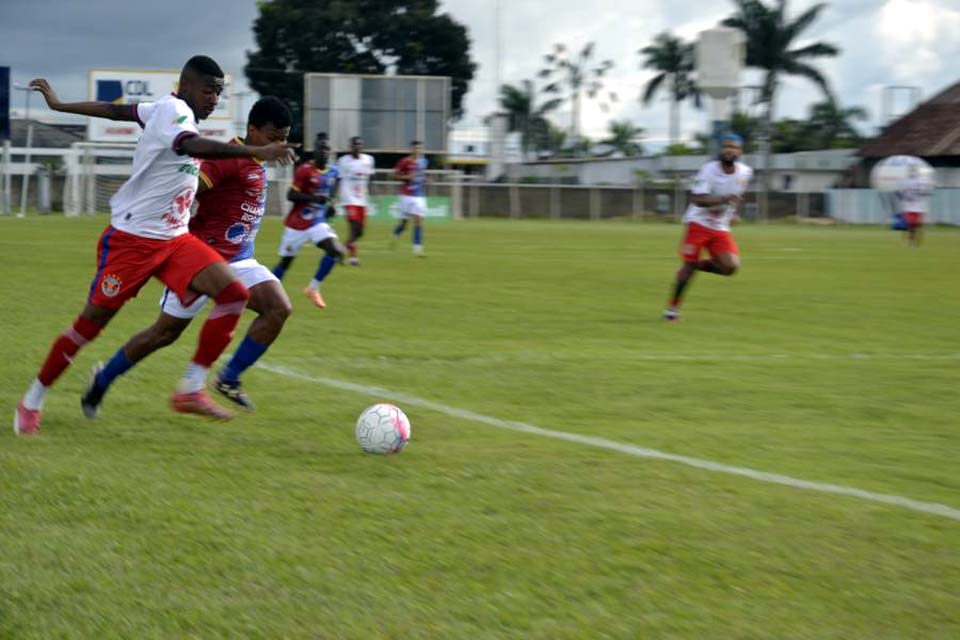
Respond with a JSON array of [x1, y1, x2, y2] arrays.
[[345, 205, 367, 224], [88, 226, 224, 309], [905, 212, 923, 228], [680, 222, 739, 262]]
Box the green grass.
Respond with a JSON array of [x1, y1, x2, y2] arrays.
[[1, 215, 958, 639]]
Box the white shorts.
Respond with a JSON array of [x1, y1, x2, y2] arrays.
[[400, 195, 427, 218], [278, 223, 338, 257], [159, 258, 278, 319]]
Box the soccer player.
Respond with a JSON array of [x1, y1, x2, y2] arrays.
[[392, 140, 428, 255], [895, 165, 933, 247], [272, 134, 346, 308], [80, 96, 295, 417], [336, 136, 375, 265], [13, 56, 295, 435], [663, 133, 753, 321]]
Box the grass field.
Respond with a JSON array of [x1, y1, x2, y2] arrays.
[[1, 214, 958, 639]]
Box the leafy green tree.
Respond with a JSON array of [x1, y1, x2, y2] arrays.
[[245, 0, 476, 141], [538, 42, 616, 143], [499, 80, 562, 158], [602, 120, 644, 156], [639, 32, 701, 146]]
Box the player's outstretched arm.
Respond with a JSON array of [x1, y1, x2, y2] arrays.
[[29, 79, 136, 121], [180, 137, 297, 164], [287, 188, 326, 205]]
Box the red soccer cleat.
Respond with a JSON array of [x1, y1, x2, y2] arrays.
[[13, 402, 41, 436], [303, 287, 326, 309], [171, 390, 234, 421]]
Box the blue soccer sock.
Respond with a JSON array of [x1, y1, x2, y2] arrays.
[[94, 347, 135, 392], [393, 220, 407, 237], [219, 336, 268, 384], [311, 255, 336, 288], [413, 225, 423, 246]]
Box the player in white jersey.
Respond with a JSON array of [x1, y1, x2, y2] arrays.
[[336, 136, 376, 265], [895, 166, 934, 247], [664, 133, 753, 321], [14, 56, 296, 435]]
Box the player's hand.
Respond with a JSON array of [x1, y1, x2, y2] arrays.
[[29, 79, 62, 110], [312, 195, 328, 205], [254, 142, 298, 165]]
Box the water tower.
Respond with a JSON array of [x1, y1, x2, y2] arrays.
[[696, 26, 746, 154]]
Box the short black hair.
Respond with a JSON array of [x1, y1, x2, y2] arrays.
[[182, 55, 224, 79], [248, 96, 292, 129], [411, 140, 422, 146], [350, 136, 362, 145]]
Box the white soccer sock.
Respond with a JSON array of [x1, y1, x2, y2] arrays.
[[22, 378, 48, 411], [178, 362, 209, 394], [308, 279, 321, 291]]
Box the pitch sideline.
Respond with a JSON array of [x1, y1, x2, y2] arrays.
[[256, 360, 960, 522]]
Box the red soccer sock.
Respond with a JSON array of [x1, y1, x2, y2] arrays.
[[37, 316, 103, 387], [346, 241, 357, 258], [191, 281, 250, 367]]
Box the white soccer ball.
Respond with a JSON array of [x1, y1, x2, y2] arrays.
[[870, 155, 935, 192], [355, 403, 411, 455]]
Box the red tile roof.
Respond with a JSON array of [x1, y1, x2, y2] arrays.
[[859, 81, 960, 159]]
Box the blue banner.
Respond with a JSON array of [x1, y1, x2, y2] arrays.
[[0, 67, 9, 142]]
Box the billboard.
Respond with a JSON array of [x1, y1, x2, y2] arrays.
[[87, 69, 238, 142], [0, 66, 9, 141], [303, 73, 450, 154]]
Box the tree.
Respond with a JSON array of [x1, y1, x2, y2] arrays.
[[499, 80, 562, 159], [722, 0, 840, 188], [805, 100, 868, 148], [639, 32, 702, 146], [538, 42, 616, 144], [602, 120, 644, 156], [245, 0, 476, 141]]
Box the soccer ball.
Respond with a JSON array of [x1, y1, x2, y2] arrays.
[[355, 403, 411, 455]]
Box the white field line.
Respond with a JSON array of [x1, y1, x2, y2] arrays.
[[255, 361, 960, 522]]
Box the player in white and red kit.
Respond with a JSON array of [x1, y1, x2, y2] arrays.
[[272, 134, 346, 308], [391, 140, 428, 255], [664, 133, 753, 321], [80, 97, 295, 415], [14, 57, 295, 435], [895, 165, 933, 247], [337, 136, 375, 265]]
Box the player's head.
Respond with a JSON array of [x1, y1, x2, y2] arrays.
[[314, 134, 330, 166], [411, 140, 424, 158], [719, 132, 743, 164], [178, 55, 225, 121], [245, 96, 291, 147], [350, 136, 363, 155]]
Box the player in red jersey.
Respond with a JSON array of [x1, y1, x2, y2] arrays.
[[391, 140, 428, 255], [13, 57, 296, 435], [80, 97, 294, 416], [336, 136, 375, 266], [272, 133, 346, 308]]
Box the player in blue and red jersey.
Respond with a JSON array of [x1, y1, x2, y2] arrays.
[[391, 140, 428, 255], [272, 133, 346, 308], [80, 97, 295, 415]]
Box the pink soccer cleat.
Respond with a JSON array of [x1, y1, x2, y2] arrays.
[[171, 390, 234, 421], [14, 402, 41, 436]]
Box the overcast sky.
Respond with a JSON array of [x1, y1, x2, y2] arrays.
[[3, 0, 959, 146]]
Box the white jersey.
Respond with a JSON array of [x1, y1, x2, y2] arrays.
[[682, 160, 753, 232], [895, 178, 933, 214], [336, 153, 375, 206], [109, 95, 201, 239]]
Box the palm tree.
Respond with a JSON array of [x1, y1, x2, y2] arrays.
[[639, 32, 702, 146], [805, 100, 868, 148], [498, 80, 562, 159], [538, 42, 617, 144], [602, 120, 645, 156], [722, 0, 840, 188]]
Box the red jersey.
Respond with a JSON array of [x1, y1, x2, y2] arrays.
[[395, 156, 428, 196], [191, 139, 267, 262], [285, 161, 339, 230]]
